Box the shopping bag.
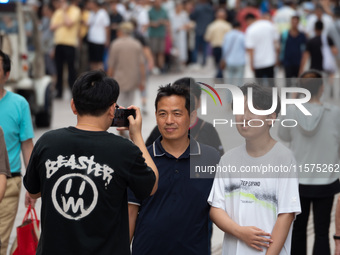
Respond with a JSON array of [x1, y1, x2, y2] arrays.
[[10, 205, 40, 255]]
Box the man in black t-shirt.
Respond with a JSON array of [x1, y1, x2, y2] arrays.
[[299, 20, 338, 74], [23, 71, 158, 255]]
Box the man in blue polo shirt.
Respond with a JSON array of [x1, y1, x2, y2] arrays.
[[128, 83, 220, 254]]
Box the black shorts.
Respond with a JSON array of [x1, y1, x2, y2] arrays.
[[88, 42, 105, 62]]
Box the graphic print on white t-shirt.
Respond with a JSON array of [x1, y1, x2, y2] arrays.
[[45, 154, 114, 220]]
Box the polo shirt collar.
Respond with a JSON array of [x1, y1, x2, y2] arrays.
[[152, 135, 201, 158]]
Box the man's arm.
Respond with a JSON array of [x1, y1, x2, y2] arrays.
[[21, 139, 37, 207], [299, 51, 309, 76], [128, 203, 139, 243], [21, 139, 33, 168], [139, 57, 146, 91], [266, 213, 295, 255], [335, 196, 340, 255], [105, 26, 110, 48], [210, 206, 272, 251], [143, 46, 154, 71], [247, 48, 255, 72], [0, 174, 6, 203], [331, 45, 338, 56], [118, 106, 159, 195]]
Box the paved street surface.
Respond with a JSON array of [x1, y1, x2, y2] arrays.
[[8, 57, 340, 254]]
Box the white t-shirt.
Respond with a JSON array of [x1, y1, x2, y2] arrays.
[[245, 20, 279, 69], [306, 14, 333, 38], [208, 142, 301, 255], [88, 9, 110, 44]]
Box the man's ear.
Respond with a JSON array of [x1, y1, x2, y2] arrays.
[[71, 99, 77, 115], [196, 98, 201, 110], [190, 109, 197, 126], [109, 103, 116, 119]]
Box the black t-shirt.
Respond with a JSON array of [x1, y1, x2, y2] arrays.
[[24, 127, 155, 255], [110, 13, 123, 41], [133, 31, 148, 47], [306, 35, 334, 71], [145, 118, 224, 156]]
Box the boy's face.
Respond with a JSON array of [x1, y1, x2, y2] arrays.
[[156, 95, 190, 142], [235, 98, 276, 141]]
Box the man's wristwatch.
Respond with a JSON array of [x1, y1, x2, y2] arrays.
[[334, 235, 340, 240]]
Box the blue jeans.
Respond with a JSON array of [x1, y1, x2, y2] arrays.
[[224, 65, 245, 103], [192, 35, 209, 66]]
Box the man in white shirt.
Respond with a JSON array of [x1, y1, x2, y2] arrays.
[[245, 13, 279, 82], [87, 0, 110, 70]]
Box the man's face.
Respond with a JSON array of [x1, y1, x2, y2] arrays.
[[0, 59, 9, 86], [235, 98, 275, 141], [291, 17, 299, 28], [156, 95, 190, 142]]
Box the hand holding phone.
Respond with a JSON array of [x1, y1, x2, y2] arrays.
[[111, 106, 136, 127]]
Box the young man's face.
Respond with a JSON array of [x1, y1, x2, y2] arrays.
[[156, 95, 190, 142], [235, 98, 275, 140]]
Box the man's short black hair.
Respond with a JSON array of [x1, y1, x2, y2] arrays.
[[232, 21, 241, 28], [0, 50, 11, 74], [72, 70, 120, 116], [299, 69, 323, 97], [239, 83, 281, 117], [245, 13, 256, 21], [155, 83, 193, 115], [315, 20, 323, 31], [172, 77, 201, 101]]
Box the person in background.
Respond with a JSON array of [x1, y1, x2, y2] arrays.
[[204, 8, 232, 78], [41, 3, 56, 78], [107, 22, 145, 112], [131, 19, 154, 115], [50, 0, 80, 99], [189, 0, 214, 67], [0, 126, 10, 250], [169, 1, 191, 69], [299, 20, 337, 75], [280, 15, 306, 83], [148, 0, 168, 73], [220, 21, 246, 87], [108, 0, 124, 42], [86, 0, 110, 70], [305, 3, 333, 38], [279, 70, 340, 255], [0, 50, 36, 255], [272, 0, 297, 33], [245, 13, 279, 81]]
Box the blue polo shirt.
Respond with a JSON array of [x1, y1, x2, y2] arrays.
[[128, 136, 220, 255]]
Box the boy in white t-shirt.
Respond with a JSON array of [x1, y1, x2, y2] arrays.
[[208, 84, 301, 255]]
